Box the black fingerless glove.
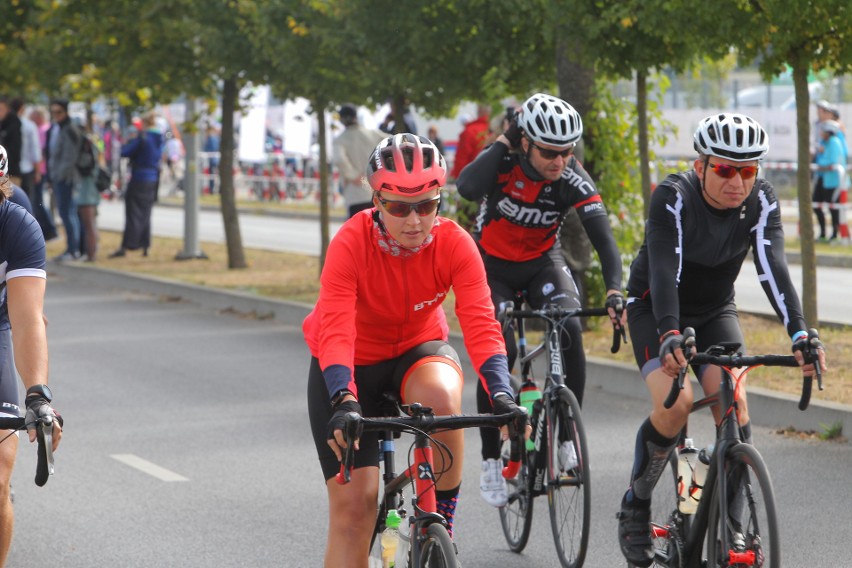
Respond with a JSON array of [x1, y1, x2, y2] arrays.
[[605, 292, 625, 314], [326, 400, 361, 441], [24, 395, 63, 431], [659, 330, 684, 358], [491, 393, 519, 417], [503, 114, 523, 148]]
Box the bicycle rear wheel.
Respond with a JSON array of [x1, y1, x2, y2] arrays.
[[418, 523, 457, 568], [547, 387, 590, 568], [704, 443, 779, 568], [499, 449, 534, 551]]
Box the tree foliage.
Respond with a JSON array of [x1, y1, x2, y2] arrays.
[[731, 0, 852, 325]]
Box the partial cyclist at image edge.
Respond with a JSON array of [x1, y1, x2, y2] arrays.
[[616, 113, 828, 568], [455, 92, 625, 508], [302, 133, 521, 567], [0, 145, 63, 568]]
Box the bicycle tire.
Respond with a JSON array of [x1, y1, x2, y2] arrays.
[[499, 448, 535, 552], [703, 444, 779, 568], [417, 523, 457, 568], [547, 387, 590, 568]]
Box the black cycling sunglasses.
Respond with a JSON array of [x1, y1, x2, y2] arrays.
[[377, 195, 441, 217], [528, 140, 574, 160]]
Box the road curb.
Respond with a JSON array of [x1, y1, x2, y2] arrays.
[[48, 260, 851, 443]]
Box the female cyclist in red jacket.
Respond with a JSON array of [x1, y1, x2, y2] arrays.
[[304, 133, 520, 567]]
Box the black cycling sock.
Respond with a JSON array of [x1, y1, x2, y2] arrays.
[[436, 484, 460, 538], [625, 418, 678, 508]]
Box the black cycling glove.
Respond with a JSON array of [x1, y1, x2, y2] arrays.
[[24, 395, 63, 432], [491, 393, 520, 417], [792, 332, 824, 360], [326, 400, 361, 442], [503, 113, 523, 149], [605, 292, 625, 315], [659, 330, 685, 359]]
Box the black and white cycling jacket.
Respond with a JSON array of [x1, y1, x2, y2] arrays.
[[626, 169, 806, 338]]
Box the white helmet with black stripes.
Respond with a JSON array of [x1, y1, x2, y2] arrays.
[[693, 113, 769, 162]]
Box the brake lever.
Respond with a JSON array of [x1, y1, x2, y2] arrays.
[[34, 417, 55, 487]]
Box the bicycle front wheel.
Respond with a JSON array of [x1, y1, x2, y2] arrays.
[[547, 387, 590, 568], [704, 443, 779, 568], [499, 449, 534, 552], [418, 523, 457, 568]]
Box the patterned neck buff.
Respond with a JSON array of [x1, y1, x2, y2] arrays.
[[371, 209, 438, 258]]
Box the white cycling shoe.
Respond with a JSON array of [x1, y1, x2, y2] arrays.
[[479, 458, 508, 507]]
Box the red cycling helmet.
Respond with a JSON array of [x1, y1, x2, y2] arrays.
[[366, 133, 447, 196]]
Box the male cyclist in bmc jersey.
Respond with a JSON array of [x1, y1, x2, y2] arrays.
[[0, 145, 63, 567], [303, 134, 523, 567], [616, 114, 828, 567], [456, 93, 625, 507]]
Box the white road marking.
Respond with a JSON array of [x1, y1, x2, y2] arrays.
[[111, 454, 189, 482]]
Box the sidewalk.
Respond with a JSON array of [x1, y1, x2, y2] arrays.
[[47, 260, 852, 443]]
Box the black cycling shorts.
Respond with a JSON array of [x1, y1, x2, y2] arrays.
[[627, 299, 745, 381], [0, 329, 21, 420], [308, 340, 463, 480], [483, 248, 581, 313]]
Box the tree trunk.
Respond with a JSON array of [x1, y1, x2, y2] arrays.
[[637, 71, 652, 218], [793, 64, 818, 325], [555, 39, 595, 313], [316, 100, 330, 272], [556, 38, 596, 171], [218, 77, 247, 269]]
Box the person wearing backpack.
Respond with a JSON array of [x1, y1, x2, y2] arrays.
[[108, 112, 163, 258], [43, 99, 81, 262], [75, 125, 101, 262]]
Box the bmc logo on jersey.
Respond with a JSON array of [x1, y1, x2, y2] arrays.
[[497, 196, 561, 227], [583, 201, 603, 214]]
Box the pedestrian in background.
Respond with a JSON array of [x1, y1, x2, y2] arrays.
[[332, 104, 385, 217], [28, 108, 57, 240], [202, 124, 220, 195], [109, 112, 162, 258], [813, 120, 847, 243], [43, 98, 81, 261], [427, 125, 445, 157], [11, 98, 41, 214], [76, 124, 101, 262], [450, 103, 490, 180], [0, 97, 22, 187]]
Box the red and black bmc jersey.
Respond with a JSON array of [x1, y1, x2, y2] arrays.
[[456, 143, 609, 262]]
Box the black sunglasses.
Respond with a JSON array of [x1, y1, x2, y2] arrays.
[[528, 140, 574, 160], [377, 195, 441, 217]]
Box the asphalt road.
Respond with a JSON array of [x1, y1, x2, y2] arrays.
[[6, 271, 851, 566], [95, 200, 852, 326]]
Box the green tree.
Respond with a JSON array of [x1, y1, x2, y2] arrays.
[[734, 0, 852, 325]]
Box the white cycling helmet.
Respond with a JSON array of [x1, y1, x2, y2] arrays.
[[517, 93, 583, 149], [693, 113, 769, 162], [0, 145, 7, 177], [366, 133, 447, 196]]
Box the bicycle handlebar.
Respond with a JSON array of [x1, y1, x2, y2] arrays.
[[0, 415, 55, 486], [335, 404, 528, 485], [663, 327, 824, 411], [506, 305, 627, 354]]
